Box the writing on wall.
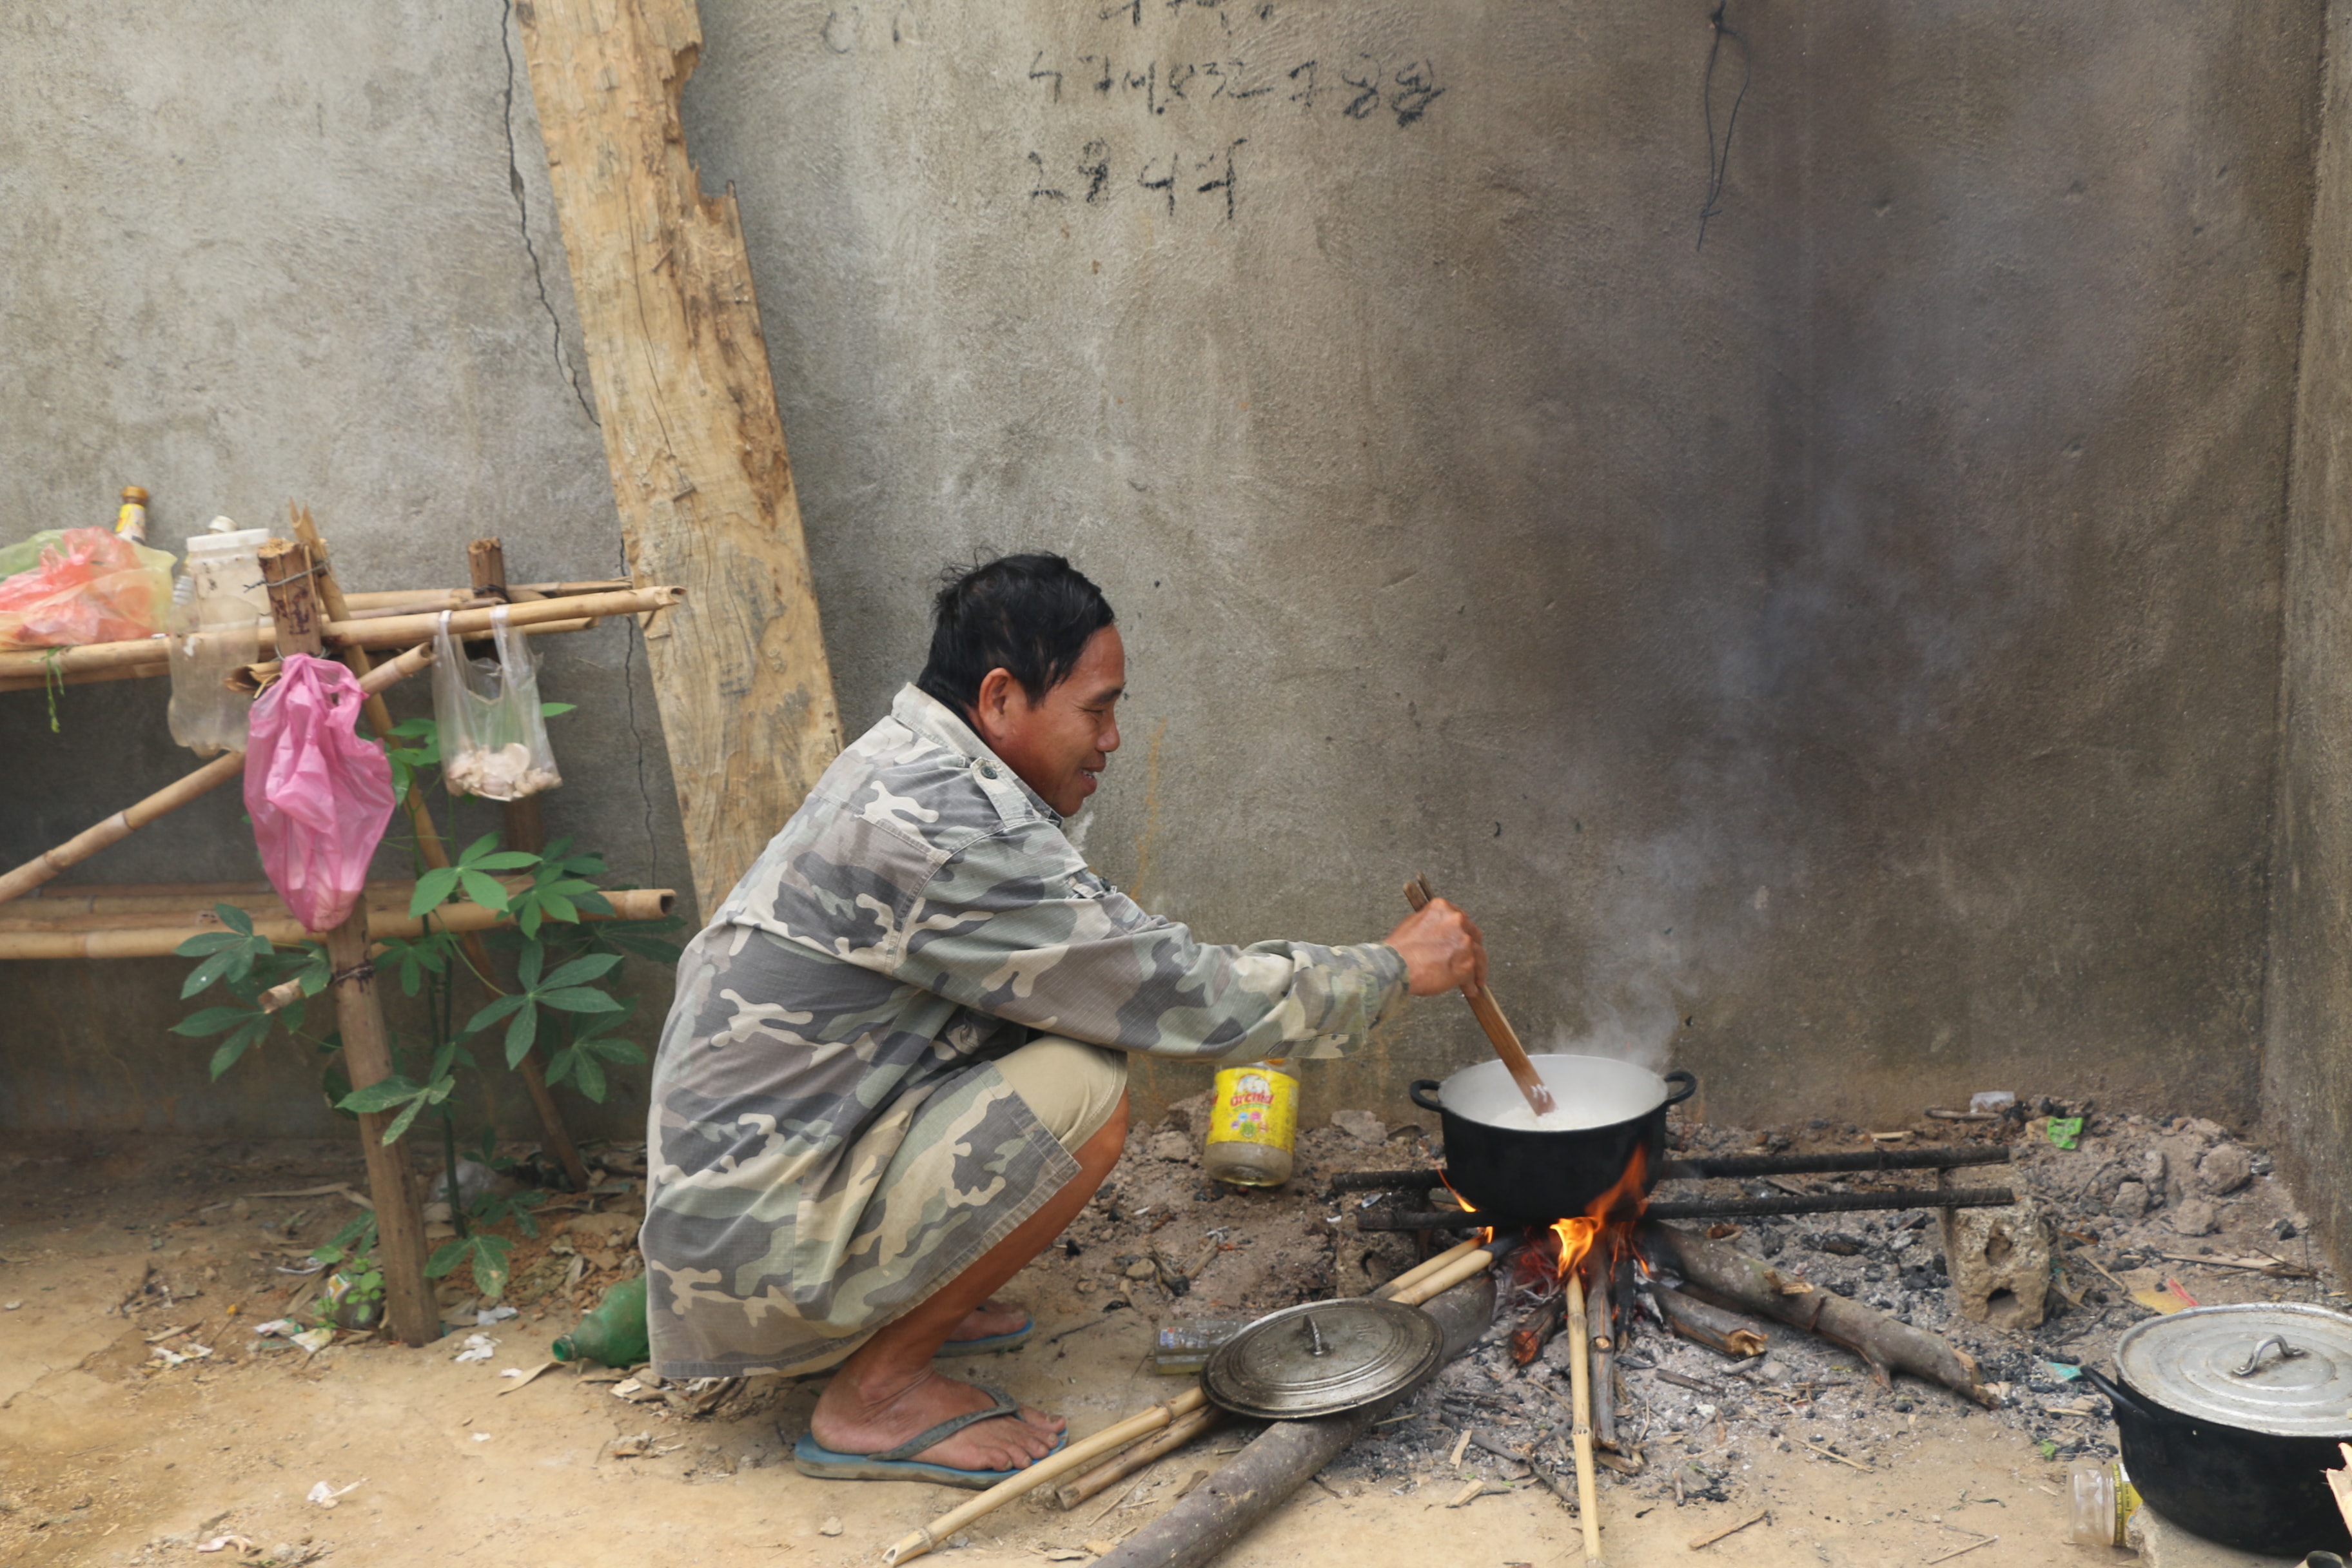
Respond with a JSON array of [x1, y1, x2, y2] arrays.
[[1019, 3, 1447, 223]]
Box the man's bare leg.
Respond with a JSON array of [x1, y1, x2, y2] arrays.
[[809, 1095, 1129, 1473]]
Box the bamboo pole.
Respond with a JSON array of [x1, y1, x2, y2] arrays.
[[0, 888, 676, 961], [0, 640, 438, 908], [260, 538, 438, 1348], [1566, 1270, 1603, 1562], [234, 618, 592, 692], [341, 580, 627, 612], [318, 586, 674, 651], [0, 585, 672, 686], [301, 511, 589, 1193]]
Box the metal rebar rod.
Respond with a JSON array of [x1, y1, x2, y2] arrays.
[[1355, 1186, 2015, 1230], [1662, 1145, 2013, 1179], [1330, 1145, 2009, 1200]]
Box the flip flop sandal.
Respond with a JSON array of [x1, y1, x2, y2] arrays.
[[936, 1315, 1034, 1357], [792, 1384, 1065, 1489]]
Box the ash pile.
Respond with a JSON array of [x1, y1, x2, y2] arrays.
[[1059, 1092, 2340, 1519]]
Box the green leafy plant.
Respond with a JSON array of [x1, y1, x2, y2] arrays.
[[172, 700, 682, 1304]]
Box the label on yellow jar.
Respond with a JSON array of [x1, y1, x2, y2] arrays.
[[1206, 1063, 1297, 1148]]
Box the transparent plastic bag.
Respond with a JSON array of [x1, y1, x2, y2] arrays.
[[0, 526, 176, 649], [164, 578, 259, 754], [244, 653, 397, 932], [433, 607, 561, 801]]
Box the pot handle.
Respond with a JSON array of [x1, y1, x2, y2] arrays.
[[2077, 1363, 2159, 1424], [1663, 1070, 1698, 1107], [1409, 1080, 1444, 1114]]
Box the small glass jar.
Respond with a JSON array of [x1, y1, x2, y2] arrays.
[[1202, 1059, 1298, 1188]]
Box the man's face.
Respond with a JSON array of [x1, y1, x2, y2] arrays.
[[972, 625, 1126, 817]]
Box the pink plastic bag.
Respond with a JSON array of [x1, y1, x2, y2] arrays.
[[243, 654, 397, 932]]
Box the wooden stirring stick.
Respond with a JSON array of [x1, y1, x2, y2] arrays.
[[1404, 874, 1556, 1117]]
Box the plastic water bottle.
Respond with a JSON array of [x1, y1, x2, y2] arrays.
[[2067, 1462, 2141, 1546], [551, 1274, 648, 1367]]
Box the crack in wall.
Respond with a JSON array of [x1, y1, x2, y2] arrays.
[[500, 0, 599, 427]]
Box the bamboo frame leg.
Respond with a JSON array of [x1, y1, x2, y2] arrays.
[[262, 538, 438, 1346], [293, 509, 590, 1192]]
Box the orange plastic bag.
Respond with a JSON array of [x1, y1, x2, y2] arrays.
[[0, 527, 176, 649]]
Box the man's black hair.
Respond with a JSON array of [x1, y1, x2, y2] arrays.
[[916, 553, 1116, 718]]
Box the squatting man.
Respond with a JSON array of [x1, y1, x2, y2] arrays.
[[641, 554, 1485, 1484]]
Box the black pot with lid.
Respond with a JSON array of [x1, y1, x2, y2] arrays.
[[2079, 1303, 2352, 1556]]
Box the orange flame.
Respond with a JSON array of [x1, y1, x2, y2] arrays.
[[1549, 1146, 1648, 1280]]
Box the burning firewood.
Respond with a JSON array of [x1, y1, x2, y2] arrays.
[[1651, 1280, 1770, 1358], [1641, 1220, 1994, 1406]]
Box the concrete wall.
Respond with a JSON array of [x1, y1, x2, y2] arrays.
[[2268, 2, 2352, 1268], [0, 3, 2329, 1144]]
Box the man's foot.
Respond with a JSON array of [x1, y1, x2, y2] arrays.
[[946, 1296, 1029, 1344], [810, 1367, 1066, 1474]]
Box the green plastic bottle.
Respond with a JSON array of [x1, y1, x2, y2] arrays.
[[552, 1275, 649, 1367]]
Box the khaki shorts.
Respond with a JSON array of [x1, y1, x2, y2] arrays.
[[994, 1035, 1128, 1153]]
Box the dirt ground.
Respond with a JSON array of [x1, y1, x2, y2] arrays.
[[0, 1109, 2318, 1568]]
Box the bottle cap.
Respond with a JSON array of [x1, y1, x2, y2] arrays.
[[121, 485, 149, 504]]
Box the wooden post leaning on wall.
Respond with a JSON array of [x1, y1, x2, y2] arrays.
[[257, 538, 440, 1348], [294, 511, 592, 1193], [516, 0, 844, 914]]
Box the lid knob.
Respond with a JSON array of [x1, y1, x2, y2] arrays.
[[2234, 1335, 2308, 1378]]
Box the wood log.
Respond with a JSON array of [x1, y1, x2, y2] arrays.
[[1588, 1255, 1620, 1453], [262, 540, 437, 1348], [0, 640, 426, 908], [0, 888, 674, 961], [1652, 1281, 1771, 1358], [1509, 1293, 1565, 1366], [1091, 1273, 1498, 1568], [516, 0, 843, 914], [1640, 1221, 1993, 1405]]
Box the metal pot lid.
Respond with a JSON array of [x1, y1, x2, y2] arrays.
[[1202, 1298, 1445, 1420], [2115, 1303, 2352, 1438]]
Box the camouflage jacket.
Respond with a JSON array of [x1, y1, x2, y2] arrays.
[[642, 685, 1409, 1378]]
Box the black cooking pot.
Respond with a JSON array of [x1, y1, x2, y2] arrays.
[[1409, 1054, 1696, 1224], [2076, 1304, 2352, 1557]]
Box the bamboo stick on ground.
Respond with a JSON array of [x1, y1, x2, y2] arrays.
[[1054, 1233, 1491, 1508], [1092, 1273, 1499, 1568], [886, 1237, 1516, 1566], [0, 640, 440, 907], [1053, 1404, 1226, 1510], [1565, 1269, 1603, 1561], [1640, 1220, 1993, 1404], [1652, 1280, 1771, 1358]]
